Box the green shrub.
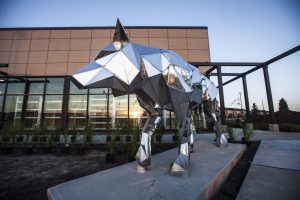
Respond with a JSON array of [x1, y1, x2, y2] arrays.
[[253, 123, 269, 131], [227, 126, 235, 141], [279, 124, 300, 132], [225, 120, 244, 128], [243, 128, 253, 141]]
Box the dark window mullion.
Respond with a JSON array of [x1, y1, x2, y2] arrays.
[[21, 79, 30, 122], [40, 79, 46, 126], [0, 78, 8, 127]]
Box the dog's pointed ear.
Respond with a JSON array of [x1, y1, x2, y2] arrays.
[[113, 18, 129, 43]]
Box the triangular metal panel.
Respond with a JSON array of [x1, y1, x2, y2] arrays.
[[132, 43, 161, 55], [95, 52, 118, 66], [73, 68, 102, 86], [112, 77, 128, 92], [173, 66, 193, 93], [121, 43, 141, 68], [167, 50, 188, 70], [143, 53, 164, 72], [86, 67, 114, 85], [113, 18, 129, 42], [148, 74, 170, 106], [104, 52, 139, 84], [94, 49, 116, 60], [191, 68, 204, 84], [74, 61, 101, 74], [86, 77, 114, 88], [142, 57, 160, 77]]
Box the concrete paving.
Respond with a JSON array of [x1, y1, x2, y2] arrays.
[[252, 130, 300, 140], [194, 130, 300, 142], [48, 140, 246, 200], [237, 140, 300, 200]]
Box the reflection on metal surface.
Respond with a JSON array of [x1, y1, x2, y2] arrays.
[[72, 19, 225, 176]]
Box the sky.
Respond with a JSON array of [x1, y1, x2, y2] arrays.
[[0, 0, 300, 111]]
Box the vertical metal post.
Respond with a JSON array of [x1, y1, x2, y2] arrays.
[[21, 79, 30, 122], [242, 76, 251, 122], [62, 77, 70, 129], [86, 89, 90, 126], [262, 65, 276, 123], [0, 77, 8, 128], [40, 78, 47, 126], [216, 65, 226, 124], [106, 89, 110, 131]]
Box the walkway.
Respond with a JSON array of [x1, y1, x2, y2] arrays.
[[236, 139, 300, 200]]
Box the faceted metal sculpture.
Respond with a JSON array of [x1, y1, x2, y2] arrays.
[[72, 19, 227, 175]]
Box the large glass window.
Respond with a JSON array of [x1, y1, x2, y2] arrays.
[[69, 81, 87, 94], [111, 95, 128, 127], [28, 78, 45, 94], [0, 78, 6, 95], [89, 94, 108, 130], [6, 78, 25, 94], [24, 95, 43, 128], [0, 78, 5, 123], [162, 111, 176, 129], [46, 78, 64, 94], [68, 95, 87, 129], [129, 94, 147, 126], [44, 78, 64, 129], [0, 96, 4, 113], [89, 88, 108, 94], [68, 81, 88, 129], [24, 78, 46, 128], [3, 95, 23, 123], [44, 95, 63, 129]]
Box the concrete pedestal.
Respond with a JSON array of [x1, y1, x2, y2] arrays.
[[48, 140, 246, 200], [245, 123, 253, 131], [269, 124, 279, 132], [237, 140, 300, 200]]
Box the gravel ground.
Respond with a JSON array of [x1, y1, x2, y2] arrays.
[[0, 150, 120, 200], [213, 141, 261, 200], [0, 143, 177, 200]]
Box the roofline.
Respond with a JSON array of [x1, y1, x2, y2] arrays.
[[0, 26, 208, 31]]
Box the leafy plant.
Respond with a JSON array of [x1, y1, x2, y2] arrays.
[[156, 123, 165, 143], [0, 126, 9, 143], [32, 124, 47, 143], [63, 128, 69, 145], [4, 120, 24, 144], [70, 125, 80, 143], [129, 124, 140, 157], [85, 123, 94, 144], [109, 134, 116, 154], [227, 126, 235, 142], [243, 128, 253, 141]]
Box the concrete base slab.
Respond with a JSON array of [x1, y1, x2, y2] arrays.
[[237, 140, 300, 200], [48, 140, 246, 200], [253, 140, 300, 170], [237, 165, 300, 200], [269, 123, 280, 132]]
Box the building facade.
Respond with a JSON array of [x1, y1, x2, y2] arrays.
[[0, 26, 211, 132]]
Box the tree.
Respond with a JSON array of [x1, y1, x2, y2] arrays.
[[251, 103, 258, 116], [279, 98, 289, 111]]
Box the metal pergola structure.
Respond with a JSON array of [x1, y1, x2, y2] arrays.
[[190, 44, 300, 125]]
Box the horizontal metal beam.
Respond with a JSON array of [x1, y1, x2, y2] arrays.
[[222, 45, 300, 86], [210, 73, 242, 76], [205, 65, 217, 75], [263, 45, 300, 66], [189, 62, 263, 66], [222, 65, 261, 86]]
